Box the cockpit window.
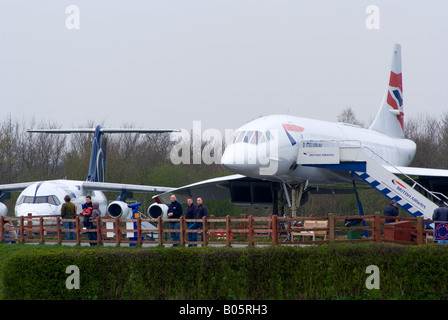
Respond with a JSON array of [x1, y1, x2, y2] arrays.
[[17, 195, 61, 206], [234, 131, 245, 143], [233, 130, 273, 145]]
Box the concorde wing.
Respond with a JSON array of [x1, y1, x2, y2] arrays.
[[152, 174, 261, 205], [384, 166, 448, 178], [152, 173, 358, 207], [82, 181, 175, 194], [384, 165, 448, 198]]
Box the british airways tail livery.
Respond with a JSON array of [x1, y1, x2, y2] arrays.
[[151, 44, 447, 222], [369, 43, 405, 139]]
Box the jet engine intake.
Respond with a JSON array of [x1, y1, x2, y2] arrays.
[[0, 203, 7, 217], [147, 203, 168, 219], [107, 201, 132, 219]]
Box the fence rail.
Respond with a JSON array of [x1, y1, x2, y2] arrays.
[[0, 213, 436, 246]]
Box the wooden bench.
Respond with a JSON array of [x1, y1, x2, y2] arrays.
[[291, 220, 328, 241]]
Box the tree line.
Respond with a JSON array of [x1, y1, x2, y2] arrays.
[[0, 111, 447, 217]]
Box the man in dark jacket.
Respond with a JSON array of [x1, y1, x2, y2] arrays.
[[433, 200, 448, 244], [61, 195, 76, 240], [88, 202, 102, 246], [185, 197, 197, 245], [433, 200, 448, 221], [168, 195, 183, 246], [384, 200, 398, 223], [188, 197, 208, 246]]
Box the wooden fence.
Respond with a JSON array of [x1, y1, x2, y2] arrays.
[[0, 213, 436, 247]]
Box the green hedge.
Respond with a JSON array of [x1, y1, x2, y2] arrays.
[[2, 243, 448, 300]]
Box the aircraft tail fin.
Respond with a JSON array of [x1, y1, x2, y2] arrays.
[[27, 126, 180, 183], [369, 43, 404, 138], [87, 126, 106, 182]]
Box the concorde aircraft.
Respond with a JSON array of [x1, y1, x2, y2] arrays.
[[0, 126, 177, 219], [148, 44, 448, 221]]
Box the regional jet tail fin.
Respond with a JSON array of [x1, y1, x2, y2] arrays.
[[369, 43, 405, 139], [27, 126, 180, 183]]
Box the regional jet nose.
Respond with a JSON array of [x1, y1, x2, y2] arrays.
[[15, 204, 58, 217]]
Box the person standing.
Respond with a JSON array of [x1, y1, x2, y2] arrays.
[[81, 195, 93, 229], [3, 220, 18, 244], [433, 200, 448, 221], [188, 197, 208, 246], [185, 197, 197, 246], [384, 200, 398, 224], [61, 195, 76, 240], [432, 200, 448, 244], [88, 202, 102, 246], [168, 195, 183, 246]]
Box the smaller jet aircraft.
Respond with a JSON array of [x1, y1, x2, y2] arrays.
[[0, 125, 177, 219]]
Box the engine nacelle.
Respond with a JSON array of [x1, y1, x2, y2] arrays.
[[107, 201, 132, 219], [147, 203, 168, 219], [0, 203, 7, 217]]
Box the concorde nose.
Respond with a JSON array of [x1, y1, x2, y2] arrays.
[[221, 143, 259, 174]]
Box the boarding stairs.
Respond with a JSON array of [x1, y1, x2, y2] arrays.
[[297, 141, 446, 225]]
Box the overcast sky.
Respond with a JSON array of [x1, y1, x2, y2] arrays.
[[1, 1, 446, 133]]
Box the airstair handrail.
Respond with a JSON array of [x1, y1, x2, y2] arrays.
[[298, 139, 448, 205]]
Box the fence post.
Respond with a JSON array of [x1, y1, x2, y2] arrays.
[[115, 217, 121, 246], [202, 216, 208, 247], [416, 216, 423, 245], [27, 213, 32, 240], [326, 213, 333, 243], [20, 216, 24, 243], [158, 216, 163, 246], [75, 217, 80, 246], [39, 217, 44, 244], [226, 216, 231, 247], [249, 215, 254, 246], [137, 216, 142, 247], [374, 212, 381, 243], [180, 216, 185, 246], [272, 215, 278, 245], [56, 216, 61, 245], [96, 217, 101, 245]]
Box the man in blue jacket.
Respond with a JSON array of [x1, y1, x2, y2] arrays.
[[188, 197, 208, 246], [384, 200, 398, 224], [168, 195, 183, 246], [433, 200, 448, 244], [185, 197, 197, 245]]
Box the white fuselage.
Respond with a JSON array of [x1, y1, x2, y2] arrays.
[[15, 180, 107, 218], [221, 115, 416, 185]]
